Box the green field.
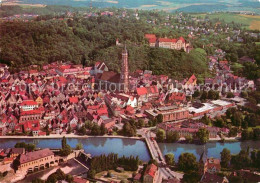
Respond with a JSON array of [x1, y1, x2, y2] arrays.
[[248, 125, 260, 131], [194, 13, 260, 30]]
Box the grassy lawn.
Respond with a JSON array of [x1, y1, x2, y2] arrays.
[[195, 48, 206, 55], [248, 125, 260, 131], [95, 170, 133, 182], [231, 62, 244, 69], [255, 42, 260, 45], [192, 13, 260, 30]]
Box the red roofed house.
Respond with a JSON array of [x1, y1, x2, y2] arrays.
[[185, 74, 197, 88], [168, 92, 186, 103], [20, 110, 42, 122], [143, 163, 158, 183], [145, 34, 190, 51], [69, 97, 79, 104], [92, 62, 108, 75], [203, 158, 221, 174], [145, 34, 157, 47], [125, 105, 135, 115], [136, 87, 148, 105]]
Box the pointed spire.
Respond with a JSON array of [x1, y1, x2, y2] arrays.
[[124, 43, 127, 53]]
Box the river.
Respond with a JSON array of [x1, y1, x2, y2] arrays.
[[158, 140, 260, 161], [0, 137, 259, 162]]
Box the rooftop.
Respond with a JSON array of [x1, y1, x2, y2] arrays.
[[19, 148, 54, 164]]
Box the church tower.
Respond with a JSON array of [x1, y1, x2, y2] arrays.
[[120, 45, 129, 92]]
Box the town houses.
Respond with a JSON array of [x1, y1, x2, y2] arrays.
[[0, 46, 253, 138]]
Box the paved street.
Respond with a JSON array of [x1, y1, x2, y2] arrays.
[[144, 130, 184, 181]]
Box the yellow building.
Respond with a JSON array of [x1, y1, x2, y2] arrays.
[[35, 96, 43, 106], [18, 148, 55, 173]]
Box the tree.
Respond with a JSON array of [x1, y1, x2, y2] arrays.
[[192, 90, 200, 98], [60, 137, 71, 156], [91, 123, 101, 136], [100, 123, 107, 135], [81, 54, 86, 68], [226, 92, 234, 98], [178, 153, 198, 172], [46, 168, 71, 183], [228, 127, 238, 137], [122, 122, 136, 137], [32, 178, 44, 183], [106, 171, 112, 178], [137, 119, 144, 128], [240, 91, 248, 98], [231, 112, 243, 127], [76, 143, 83, 150], [182, 171, 201, 183], [214, 117, 225, 128], [244, 113, 258, 127], [156, 114, 163, 123], [156, 129, 166, 142], [220, 148, 231, 168], [165, 153, 175, 166], [231, 150, 251, 169], [251, 149, 260, 169], [185, 134, 193, 143], [201, 114, 211, 125], [78, 126, 87, 135], [253, 128, 260, 140], [241, 129, 252, 140], [208, 90, 219, 100], [67, 125, 72, 134], [15, 142, 36, 152], [200, 91, 208, 101], [196, 128, 209, 144], [88, 169, 96, 179], [166, 131, 180, 143], [62, 136, 67, 149]]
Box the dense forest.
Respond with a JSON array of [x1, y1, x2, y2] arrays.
[[88, 153, 139, 178], [0, 13, 210, 79], [0, 6, 259, 80]]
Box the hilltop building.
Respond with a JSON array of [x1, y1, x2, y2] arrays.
[[145, 34, 192, 52]]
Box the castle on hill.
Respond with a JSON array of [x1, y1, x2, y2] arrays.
[[145, 34, 192, 53]]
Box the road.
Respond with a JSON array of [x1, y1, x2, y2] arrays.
[[144, 130, 183, 181]]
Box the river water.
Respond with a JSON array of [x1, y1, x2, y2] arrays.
[[0, 137, 259, 162]]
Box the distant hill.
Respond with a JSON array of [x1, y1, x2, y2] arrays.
[[3, 0, 260, 14]]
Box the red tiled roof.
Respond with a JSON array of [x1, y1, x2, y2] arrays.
[[69, 97, 78, 103], [20, 110, 41, 116], [159, 38, 175, 42], [20, 100, 38, 106], [145, 34, 156, 39], [148, 38, 157, 43], [73, 177, 88, 183], [19, 148, 54, 164], [145, 163, 157, 178], [179, 36, 185, 43], [137, 87, 148, 96], [29, 70, 38, 74], [187, 74, 197, 84]]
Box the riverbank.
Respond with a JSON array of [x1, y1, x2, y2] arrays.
[[0, 134, 143, 140]]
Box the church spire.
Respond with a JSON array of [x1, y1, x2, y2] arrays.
[[120, 44, 129, 92]]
